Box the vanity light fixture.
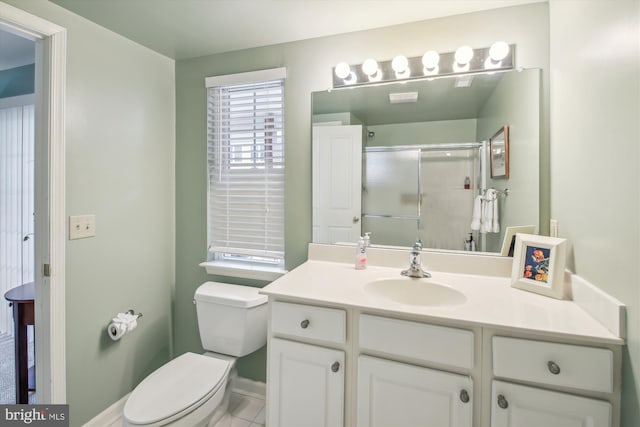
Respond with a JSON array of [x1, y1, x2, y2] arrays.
[[391, 55, 411, 79], [332, 43, 515, 88], [422, 50, 440, 76], [485, 41, 511, 69], [362, 58, 382, 82], [453, 45, 474, 72]]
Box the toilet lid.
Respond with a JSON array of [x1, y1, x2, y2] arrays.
[[123, 352, 230, 425]]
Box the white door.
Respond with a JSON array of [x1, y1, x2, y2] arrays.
[[312, 125, 362, 244], [268, 338, 345, 427], [357, 355, 473, 427], [491, 381, 612, 427]]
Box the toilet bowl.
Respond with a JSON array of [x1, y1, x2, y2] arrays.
[[123, 282, 267, 427]]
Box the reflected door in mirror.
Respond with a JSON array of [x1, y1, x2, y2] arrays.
[[312, 125, 363, 244]]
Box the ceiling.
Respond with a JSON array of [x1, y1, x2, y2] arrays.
[[313, 72, 506, 125], [49, 0, 544, 60]]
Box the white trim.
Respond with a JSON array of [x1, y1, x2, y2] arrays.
[[82, 393, 130, 427], [0, 1, 67, 404], [205, 67, 286, 88], [200, 260, 286, 281], [233, 377, 266, 399]]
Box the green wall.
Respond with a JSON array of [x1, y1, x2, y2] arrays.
[[0, 64, 34, 98], [3, 1, 176, 425], [175, 2, 550, 382], [549, 1, 640, 425]]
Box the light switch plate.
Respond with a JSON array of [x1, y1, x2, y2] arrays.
[[69, 214, 96, 240]]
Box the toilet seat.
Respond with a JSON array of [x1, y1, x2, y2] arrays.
[[123, 352, 231, 426]]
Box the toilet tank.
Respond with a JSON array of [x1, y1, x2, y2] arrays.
[[194, 282, 268, 356]]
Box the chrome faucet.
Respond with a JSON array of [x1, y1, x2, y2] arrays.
[[401, 239, 431, 278]]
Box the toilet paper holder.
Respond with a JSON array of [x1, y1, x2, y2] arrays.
[[126, 309, 143, 318], [107, 309, 143, 341]]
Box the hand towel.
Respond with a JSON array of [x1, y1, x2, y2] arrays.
[[491, 191, 500, 233], [470, 195, 482, 231]]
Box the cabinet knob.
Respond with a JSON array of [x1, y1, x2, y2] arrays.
[[331, 362, 340, 373], [497, 394, 509, 409], [547, 360, 561, 375], [459, 389, 470, 403], [300, 319, 310, 329], [353, 216, 360, 223]]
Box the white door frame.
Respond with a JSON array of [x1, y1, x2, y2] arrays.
[[0, 2, 66, 403]]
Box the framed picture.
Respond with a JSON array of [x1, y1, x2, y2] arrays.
[[490, 125, 509, 179], [500, 225, 536, 256], [511, 234, 567, 299]]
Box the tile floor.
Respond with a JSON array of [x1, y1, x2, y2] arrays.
[[224, 391, 266, 427], [105, 390, 265, 427]]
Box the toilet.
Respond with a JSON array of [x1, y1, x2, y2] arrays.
[[123, 282, 268, 427]]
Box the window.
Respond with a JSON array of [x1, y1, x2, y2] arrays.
[[205, 68, 286, 278]]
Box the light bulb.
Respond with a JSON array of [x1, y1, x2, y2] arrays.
[[391, 55, 409, 73], [334, 62, 351, 79], [362, 58, 378, 76], [489, 41, 510, 61], [455, 46, 474, 65], [421, 50, 440, 69]]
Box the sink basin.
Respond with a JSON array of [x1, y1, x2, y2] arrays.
[[364, 278, 466, 307]]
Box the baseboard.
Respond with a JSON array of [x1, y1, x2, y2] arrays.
[[233, 376, 266, 399], [82, 392, 130, 427]]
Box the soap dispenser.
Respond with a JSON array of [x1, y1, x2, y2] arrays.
[[355, 236, 367, 270]]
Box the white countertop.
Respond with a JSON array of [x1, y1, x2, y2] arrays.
[[261, 258, 624, 345]]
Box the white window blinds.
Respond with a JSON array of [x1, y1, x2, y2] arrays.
[[206, 71, 285, 267]]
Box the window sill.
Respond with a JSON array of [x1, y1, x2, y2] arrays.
[[199, 260, 287, 281]]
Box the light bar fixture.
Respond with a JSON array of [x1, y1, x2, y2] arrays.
[[332, 42, 514, 89]]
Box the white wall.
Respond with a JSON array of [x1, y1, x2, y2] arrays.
[[549, 1, 640, 425]]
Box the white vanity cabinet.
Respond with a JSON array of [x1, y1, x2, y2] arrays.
[[490, 381, 612, 427], [357, 314, 475, 427], [489, 335, 617, 427], [264, 299, 621, 427], [267, 301, 347, 427]]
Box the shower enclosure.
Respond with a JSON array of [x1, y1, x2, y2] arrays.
[[362, 142, 483, 251]]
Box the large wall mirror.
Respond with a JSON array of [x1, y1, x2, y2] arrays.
[[312, 68, 542, 255]]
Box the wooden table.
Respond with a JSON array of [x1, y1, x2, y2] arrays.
[[4, 282, 35, 404]]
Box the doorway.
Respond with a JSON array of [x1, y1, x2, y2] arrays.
[[0, 2, 67, 404]]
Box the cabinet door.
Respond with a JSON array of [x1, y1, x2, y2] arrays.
[[268, 338, 345, 427], [491, 381, 612, 427], [357, 355, 473, 427]]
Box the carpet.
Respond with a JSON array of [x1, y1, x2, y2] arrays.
[[0, 332, 35, 404]]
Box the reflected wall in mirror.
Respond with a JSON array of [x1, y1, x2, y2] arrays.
[[312, 68, 541, 254]]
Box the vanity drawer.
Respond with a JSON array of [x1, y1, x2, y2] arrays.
[[492, 336, 613, 393], [359, 314, 474, 369], [271, 301, 346, 345]]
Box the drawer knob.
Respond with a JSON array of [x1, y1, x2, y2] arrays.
[[300, 319, 310, 329], [331, 361, 340, 372], [497, 394, 509, 409], [459, 389, 470, 403], [547, 360, 561, 375]]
